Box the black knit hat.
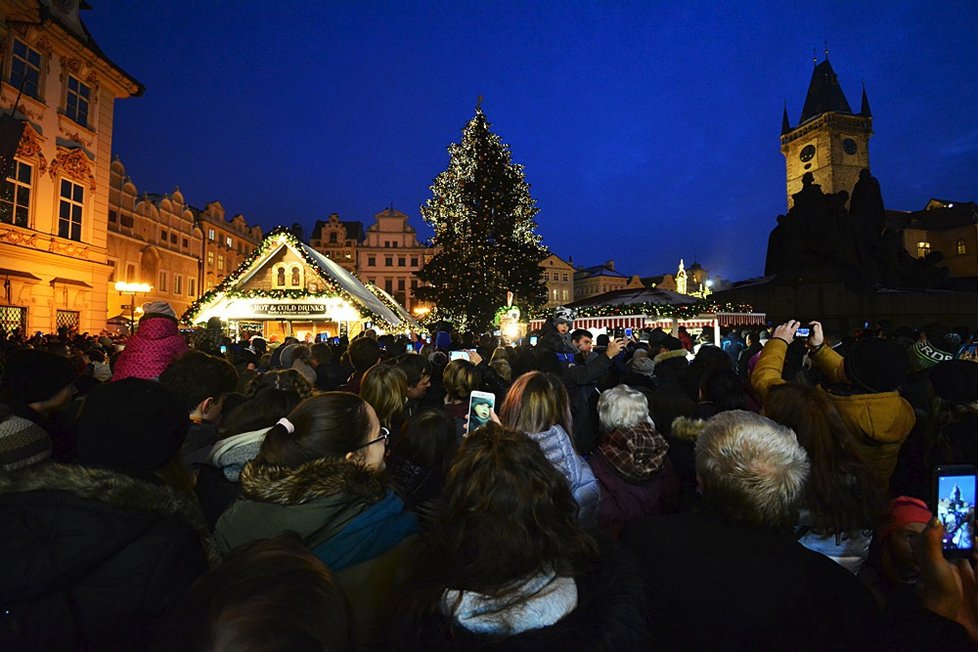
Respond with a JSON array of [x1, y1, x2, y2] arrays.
[[843, 338, 909, 393], [76, 377, 189, 475], [930, 360, 978, 404], [659, 335, 684, 351], [2, 349, 77, 404]]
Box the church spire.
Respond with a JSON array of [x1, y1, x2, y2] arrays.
[[799, 58, 853, 124], [860, 82, 872, 117], [781, 102, 791, 135]]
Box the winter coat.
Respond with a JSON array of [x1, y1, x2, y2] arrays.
[[526, 425, 600, 526], [0, 463, 212, 651], [215, 456, 419, 650], [393, 537, 651, 650], [752, 338, 916, 491], [111, 316, 188, 382], [591, 451, 679, 539]]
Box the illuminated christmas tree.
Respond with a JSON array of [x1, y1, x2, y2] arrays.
[[417, 104, 549, 331]]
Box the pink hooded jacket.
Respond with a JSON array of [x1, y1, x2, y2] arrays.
[[111, 316, 189, 381]]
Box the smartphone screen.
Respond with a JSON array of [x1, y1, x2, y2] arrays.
[[529, 336, 538, 347], [935, 466, 976, 557], [625, 327, 633, 338], [219, 344, 228, 354], [449, 350, 468, 361], [467, 390, 495, 435], [795, 327, 810, 338]]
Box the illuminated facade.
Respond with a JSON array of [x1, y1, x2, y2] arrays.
[[106, 158, 202, 321], [197, 201, 262, 294], [539, 253, 574, 307], [574, 260, 629, 300], [781, 56, 872, 209], [0, 0, 141, 334], [899, 199, 978, 278], [356, 207, 433, 311], [309, 212, 363, 274]]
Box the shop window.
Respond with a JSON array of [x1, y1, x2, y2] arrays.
[[56, 310, 79, 331], [0, 306, 27, 332]]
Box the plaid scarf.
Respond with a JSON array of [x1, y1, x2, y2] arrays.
[[597, 420, 669, 482]]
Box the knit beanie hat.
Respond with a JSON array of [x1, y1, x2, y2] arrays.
[[843, 338, 909, 393], [910, 337, 958, 370], [553, 306, 575, 327], [0, 407, 52, 471], [878, 496, 932, 542], [630, 355, 656, 377], [930, 360, 978, 404], [2, 349, 77, 405], [141, 301, 177, 320], [76, 377, 189, 476]]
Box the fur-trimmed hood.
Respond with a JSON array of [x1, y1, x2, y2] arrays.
[[0, 462, 218, 567], [653, 348, 690, 368], [239, 455, 386, 506], [671, 416, 707, 442]]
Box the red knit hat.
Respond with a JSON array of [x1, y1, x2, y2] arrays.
[[877, 496, 932, 542]]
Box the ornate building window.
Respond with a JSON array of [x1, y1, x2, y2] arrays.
[[207, 251, 214, 267], [208, 228, 215, 241], [58, 179, 84, 241], [916, 241, 931, 258], [0, 160, 33, 227], [10, 40, 41, 99], [66, 75, 91, 127], [957, 239, 967, 256], [217, 255, 225, 272]]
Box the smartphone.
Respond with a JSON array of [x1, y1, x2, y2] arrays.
[[219, 344, 228, 354], [529, 335, 538, 347], [795, 327, 810, 338], [449, 350, 468, 361], [624, 327, 633, 338], [934, 464, 976, 558], [331, 337, 340, 345], [466, 390, 495, 435]]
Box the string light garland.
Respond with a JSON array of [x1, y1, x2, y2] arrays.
[[182, 226, 392, 328], [528, 301, 755, 321], [416, 106, 549, 331]]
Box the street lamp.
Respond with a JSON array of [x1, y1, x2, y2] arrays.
[[115, 281, 152, 334]]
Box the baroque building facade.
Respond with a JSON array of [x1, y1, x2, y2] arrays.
[[106, 158, 202, 321], [356, 207, 433, 312], [0, 0, 141, 334], [539, 253, 574, 307], [197, 201, 262, 293], [309, 212, 364, 274]]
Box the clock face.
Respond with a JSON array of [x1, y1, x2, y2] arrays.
[[843, 138, 858, 155], [799, 144, 816, 162]]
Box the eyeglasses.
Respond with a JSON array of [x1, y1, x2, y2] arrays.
[[351, 426, 389, 451]]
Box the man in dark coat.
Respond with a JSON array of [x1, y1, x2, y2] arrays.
[[622, 410, 881, 650]]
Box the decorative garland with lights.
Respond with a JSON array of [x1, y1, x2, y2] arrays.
[[363, 283, 420, 332], [182, 226, 391, 327], [528, 301, 755, 321]]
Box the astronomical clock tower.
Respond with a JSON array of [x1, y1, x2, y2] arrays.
[[780, 55, 872, 209]]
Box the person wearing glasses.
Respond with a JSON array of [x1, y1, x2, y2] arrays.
[[215, 392, 418, 649]]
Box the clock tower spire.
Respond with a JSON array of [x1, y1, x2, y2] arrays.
[[780, 55, 872, 209]]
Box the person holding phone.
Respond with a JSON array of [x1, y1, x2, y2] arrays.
[[752, 319, 915, 493]]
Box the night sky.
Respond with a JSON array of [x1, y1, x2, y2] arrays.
[[84, 1, 978, 282]]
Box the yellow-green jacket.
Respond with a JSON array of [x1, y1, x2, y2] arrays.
[[752, 338, 915, 492]]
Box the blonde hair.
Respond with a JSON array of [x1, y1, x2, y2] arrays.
[[359, 363, 407, 428], [490, 359, 512, 383], [443, 360, 479, 402], [499, 371, 572, 437]]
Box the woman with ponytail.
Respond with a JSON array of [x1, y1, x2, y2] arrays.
[[215, 392, 418, 649]]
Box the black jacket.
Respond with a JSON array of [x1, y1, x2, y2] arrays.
[[0, 463, 212, 651]]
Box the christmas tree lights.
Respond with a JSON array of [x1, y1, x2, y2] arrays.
[[416, 105, 549, 331]]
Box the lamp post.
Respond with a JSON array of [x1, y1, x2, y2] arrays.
[[115, 281, 152, 334]]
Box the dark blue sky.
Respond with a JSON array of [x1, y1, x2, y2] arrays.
[[86, 1, 978, 282]]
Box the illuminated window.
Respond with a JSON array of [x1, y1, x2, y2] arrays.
[[66, 75, 91, 127], [562, 289, 568, 301], [226, 236, 233, 248], [276, 267, 286, 287], [957, 239, 967, 255], [291, 266, 300, 286], [208, 228, 215, 241], [217, 255, 224, 271], [0, 160, 32, 227], [207, 251, 215, 267], [916, 241, 931, 258], [58, 179, 84, 241], [10, 40, 41, 99]]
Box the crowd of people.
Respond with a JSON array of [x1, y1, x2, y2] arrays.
[[1, 301, 978, 650]]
